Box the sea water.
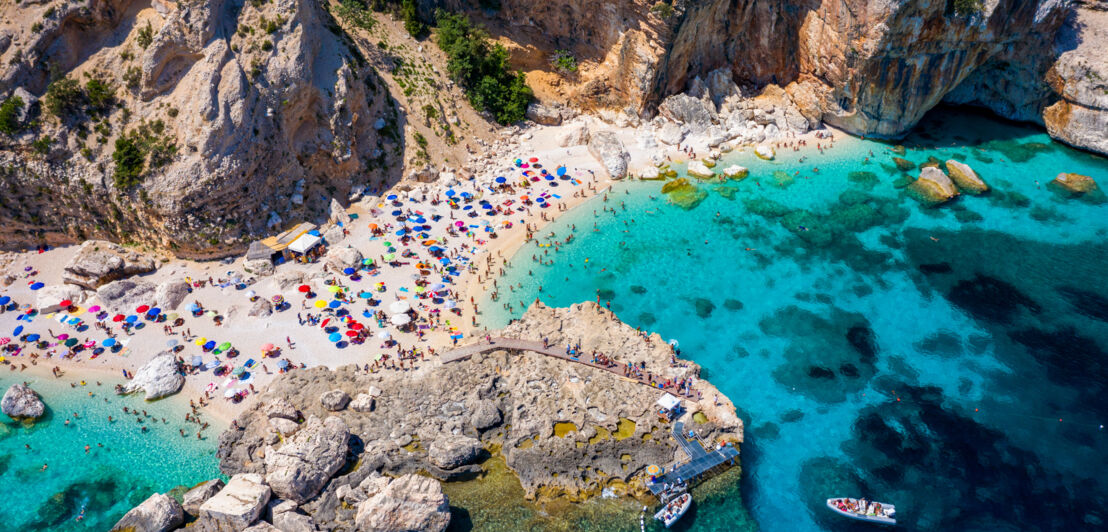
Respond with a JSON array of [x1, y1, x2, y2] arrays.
[[480, 107, 1108, 531], [0, 375, 224, 531]]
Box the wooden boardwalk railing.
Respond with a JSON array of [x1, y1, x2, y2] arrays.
[[441, 337, 698, 398]]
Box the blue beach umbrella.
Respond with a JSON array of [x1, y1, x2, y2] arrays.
[[386, 194, 398, 200], [446, 190, 456, 197], [358, 291, 373, 299], [0, 296, 10, 305], [13, 325, 23, 336], [557, 166, 567, 177], [278, 359, 290, 369], [188, 303, 201, 312], [328, 332, 342, 342], [102, 338, 117, 347], [125, 315, 138, 323], [343, 267, 356, 275], [462, 205, 473, 210], [391, 210, 402, 216], [545, 175, 555, 181], [148, 307, 161, 316], [460, 192, 472, 198], [328, 300, 342, 309], [495, 177, 507, 183], [30, 282, 44, 290], [26, 333, 40, 342], [203, 340, 216, 350]]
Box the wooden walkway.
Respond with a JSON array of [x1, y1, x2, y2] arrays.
[[440, 337, 698, 398], [647, 420, 740, 497]]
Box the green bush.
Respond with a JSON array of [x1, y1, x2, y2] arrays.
[[136, 22, 154, 49], [952, 0, 982, 15], [435, 11, 532, 124], [85, 77, 115, 114], [123, 66, 142, 90], [400, 0, 425, 38], [32, 135, 52, 155], [112, 135, 145, 188], [44, 78, 83, 118], [551, 49, 577, 75], [0, 95, 24, 135]]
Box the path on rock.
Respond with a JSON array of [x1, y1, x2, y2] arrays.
[[441, 337, 698, 398]]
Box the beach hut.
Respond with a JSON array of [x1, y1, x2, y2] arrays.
[[287, 233, 323, 262], [657, 393, 682, 421]]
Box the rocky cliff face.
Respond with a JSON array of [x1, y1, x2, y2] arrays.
[[0, 0, 396, 256], [1042, 2, 1108, 155]]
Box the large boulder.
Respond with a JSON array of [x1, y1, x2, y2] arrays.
[[264, 399, 300, 421], [1050, 172, 1099, 196], [557, 123, 590, 147], [110, 492, 184, 532], [354, 474, 451, 532], [97, 279, 157, 315], [274, 271, 306, 291], [909, 167, 960, 204], [329, 198, 352, 226], [120, 351, 184, 400], [658, 93, 717, 126], [427, 435, 483, 470], [325, 245, 363, 271], [320, 389, 350, 411], [182, 479, 226, 516], [34, 283, 91, 312], [686, 161, 714, 179], [154, 279, 191, 310], [63, 240, 156, 289], [244, 258, 276, 277], [2, 383, 45, 420], [944, 160, 988, 194], [198, 474, 271, 531], [263, 416, 349, 503], [526, 102, 564, 125], [656, 122, 686, 146], [587, 131, 630, 179], [248, 298, 274, 318], [722, 165, 749, 180], [350, 393, 375, 413]]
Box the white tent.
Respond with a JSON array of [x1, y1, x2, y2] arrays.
[[656, 393, 681, 412], [390, 313, 412, 326], [287, 233, 322, 255], [388, 300, 410, 313]]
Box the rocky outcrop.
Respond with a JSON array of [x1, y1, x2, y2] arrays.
[[2, 383, 45, 420], [1050, 172, 1100, 196], [587, 131, 630, 179], [120, 351, 184, 400], [111, 493, 184, 532], [910, 167, 960, 205], [154, 279, 191, 311], [324, 246, 362, 272], [182, 479, 226, 516], [97, 279, 157, 314], [945, 160, 989, 194], [263, 415, 349, 503], [350, 393, 375, 413], [0, 0, 392, 256], [723, 165, 749, 179], [686, 161, 714, 179], [197, 474, 271, 531], [470, 401, 501, 431], [526, 102, 567, 125], [557, 123, 590, 147], [62, 241, 155, 289], [33, 283, 92, 312], [427, 435, 483, 470], [354, 474, 450, 532], [1043, 5, 1108, 155]]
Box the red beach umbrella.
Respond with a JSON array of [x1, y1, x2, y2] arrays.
[[350, 323, 364, 330], [136, 305, 150, 313], [298, 285, 311, 293], [345, 330, 358, 337], [529, 157, 538, 163], [59, 299, 72, 307], [112, 314, 125, 322], [261, 343, 275, 352]]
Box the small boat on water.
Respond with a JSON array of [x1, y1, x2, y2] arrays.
[[827, 497, 896, 526], [654, 492, 692, 528]]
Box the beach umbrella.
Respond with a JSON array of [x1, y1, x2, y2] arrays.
[[277, 359, 290, 369], [224, 389, 237, 398], [261, 343, 275, 352], [136, 304, 150, 313], [187, 303, 201, 312], [314, 300, 327, 309], [148, 307, 161, 316], [383, 241, 393, 247], [245, 290, 256, 299], [444, 300, 457, 309], [102, 338, 118, 347], [190, 355, 202, 366], [328, 332, 342, 342], [272, 295, 284, 303], [203, 340, 216, 350], [350, 322, 364, 330], [88, 305, 100, 312], [328, 300, 342, 309], [557, 166, 567, 177], [429, 283, 446, 291], [64, 337, 78, 347], [298, 285, 311, 293], [206, 310, 217, 318], [112, 314, 124, 322], [195, 337, 207, 346], [383, 253, 396, 262], [125, 315, 138, 323], [376, 330, 391, 340], [390, 313, 411, 326], [358, 291, 373, 299], [0, 338, 9, 346], [386, 194, 398, 200], [26, 333, 40, 342], [166, 339, 178, 347], [13, 325, 23, 336], [455, 221, 464, 227], [167, 313, 179, 321], [345, 330, 358, 337], [388, 300, 410, 313], [343, 267, 356, 275], [362, 258, 374, 266], [446, 190, 456, 197], [0, 296, 9, 305], [30, 282, 44, 290], [529, 157, 539, 163], [327, 285, 342, 293], [58, 333, 69, 340], [232, 366, 245, 376], [218, 342, 232, 352], [59, 299, 73, 307]]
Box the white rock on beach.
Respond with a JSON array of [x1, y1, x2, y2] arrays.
[[723, 165, 749, 179], [110, 492, 184, 532], [687, 160, 715, 179], [62, 240, 156, 289], [639, 166, 661, 179], [350, 393, 375, 412], [755, 145, 775, 160], [557, 123, 590, 147], [587, 131, 630, 179], [325, 245, 363, 271], [264, 415, 350, 503], [33, 283, 91, 312], [154, 279, 191, 310], [120, 351, 185, 400], [198, 474, 271, 530], [354, 474, 451, 532], [1, 383, 45, 420]]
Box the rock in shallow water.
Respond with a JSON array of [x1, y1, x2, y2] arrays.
[[110, 492, 184, 532], [945, 160, 988, 194], [909, 167, 960, 204], [1, 383, 45, 420], [428, 435, 483, 470], [121, 351, 185, 400]]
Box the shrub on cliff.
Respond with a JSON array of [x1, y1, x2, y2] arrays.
[[44, 78, 84, 118], [112, 135, 145, 188], [435, 10, 533, 124], [951, 0, 982, 15], [0, 95, 23, 135]]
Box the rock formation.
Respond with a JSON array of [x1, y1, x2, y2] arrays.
[[910, 166, 960, 205], [1050, 172, 1100, 196], [120, 351, 184, 400], [263, 415, 350, 503], [1, 383, 45, 420], [181, 479, 225, 517], [63, 241, 156, 289], [587, 131, 630, 179], [686, 160, 714, 179], [196, 473, 271, 531], [110, 492, 184, 532], [353, 474, 451, 532], [945, 160, 989, 194], [1043, 4, 1108, 155]]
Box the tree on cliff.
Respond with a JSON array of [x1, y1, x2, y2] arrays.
[[434, 10, 533, 124]]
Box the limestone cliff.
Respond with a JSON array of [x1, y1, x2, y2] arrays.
[[1043, 2, 1108, 155], [0, 0, 396, 256]]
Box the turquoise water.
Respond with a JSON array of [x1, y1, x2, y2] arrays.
[[481, 108, 1108, 531], [0, 375, 224, 531]]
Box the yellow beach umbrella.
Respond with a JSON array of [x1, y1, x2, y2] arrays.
[[314, 299, 327, 309], [195, 337, 207, 346]]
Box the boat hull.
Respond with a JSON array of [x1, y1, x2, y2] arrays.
[[826, 498, 896, 526]]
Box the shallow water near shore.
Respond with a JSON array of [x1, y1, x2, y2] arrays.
[[0, 375, 224, 531], [482, 107, 1108, 531]]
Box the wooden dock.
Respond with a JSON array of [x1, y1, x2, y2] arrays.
[[646, 420, 739, 497]]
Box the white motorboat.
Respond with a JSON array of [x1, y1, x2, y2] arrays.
[[654, 492, 692, 528], [827, 497, 896, 526]]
